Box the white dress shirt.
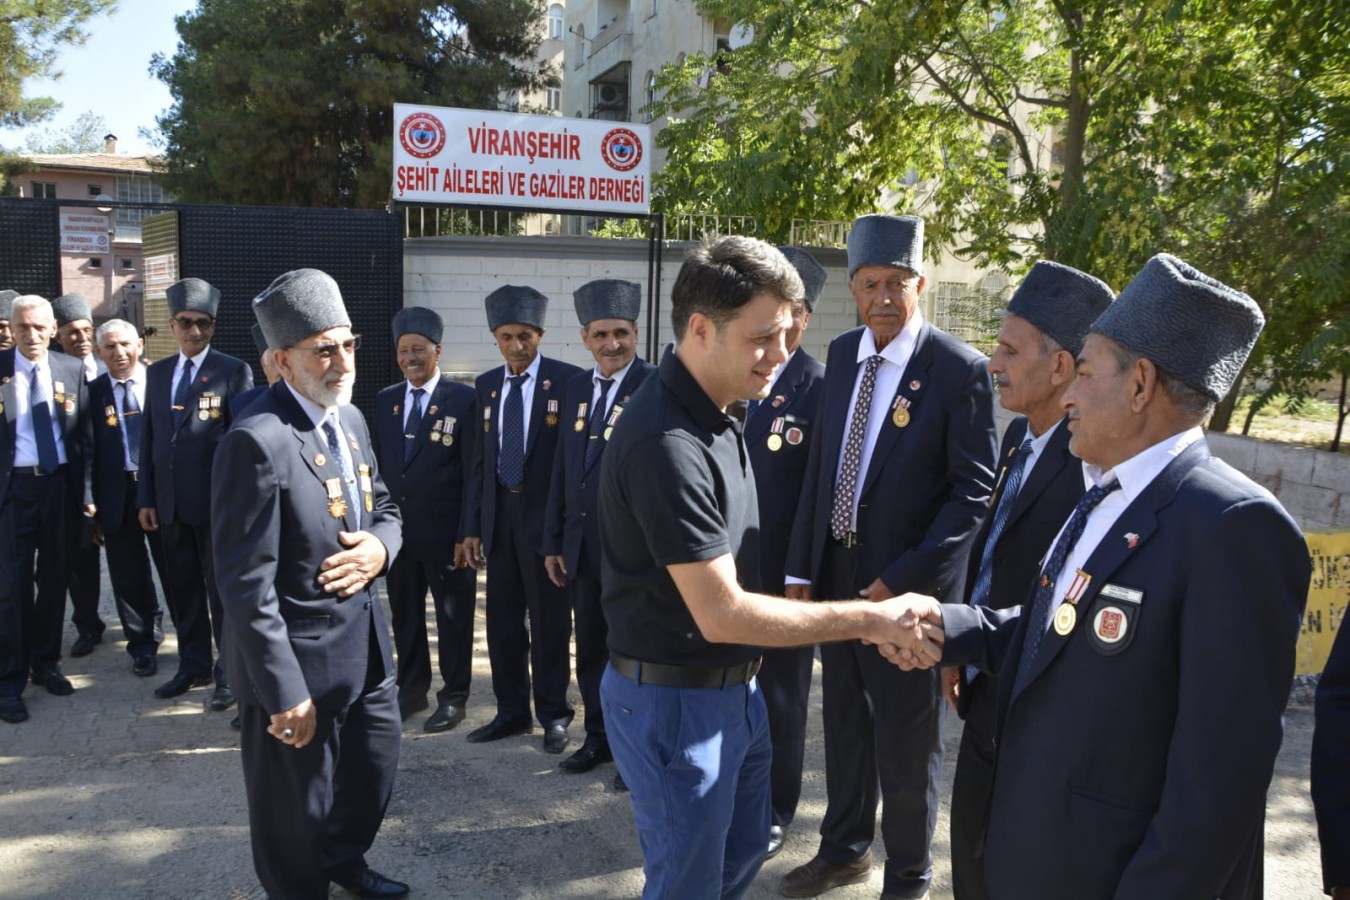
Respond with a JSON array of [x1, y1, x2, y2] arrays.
[[114, 364, 147, 471], [591, 358, 635, 418], [403, 370, 441, 431], [12, 352, 69, 468], [1037, 426, 1206, 631], [170, 346, 211, 403], [497, 353, 543, 452]]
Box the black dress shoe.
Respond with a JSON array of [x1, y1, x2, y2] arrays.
[[230, 714, 241, 731], [767, 825, 786, 859], [398, 695, 429, 721], [209, 685, 236, 711], [612, 770, 628, 792], [70, 632, 102, 657], [329, 866, 410, 898], [423, 702, 465, 733], [464, 715, 531, 743], [559, 740, 613, 772], [31, 669, 74, 696], [543, 724, 570, 754], [154, 672, 212, 699], [778, 850, 873, 897], [0, 696, 28, 724], [132, 655, 158, 677]]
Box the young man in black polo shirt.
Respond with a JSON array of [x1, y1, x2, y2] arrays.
[[598, 236, 943, 899]]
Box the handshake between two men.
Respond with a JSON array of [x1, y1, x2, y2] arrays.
[[863, 595, 947, 671]]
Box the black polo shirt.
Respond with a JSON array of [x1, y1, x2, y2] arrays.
[[599, 350, 762, 668]]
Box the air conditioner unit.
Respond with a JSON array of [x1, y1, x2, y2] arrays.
[[597, 84, 625, 107]]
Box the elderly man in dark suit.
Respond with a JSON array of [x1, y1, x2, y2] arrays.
[[213, 268, 407, 900], [1314, 615, 1350, 898], [890, 254, 1311, 900], [543, 279, 655, 779], [943, 261, 1113, 900], [373, 306, 478, 731], [138, 278, 253, 706], [0, 294, 93, 723], [742, 247, 827, 859], [89, 318, 167, 678], [780, 215, 997, 899], [50, 292, 108, 658], [461, 285, 582, 752]]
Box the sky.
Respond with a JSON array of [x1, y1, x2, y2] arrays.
[[1, 0, 199, 156]]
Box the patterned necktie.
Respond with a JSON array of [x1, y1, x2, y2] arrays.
[[121, 379, 142, 469], [323, 414, 359, 526], [745, 398, 762, 424], [404, 387, 425, 463], [1012, 479, 1122, 693], [966, 437, 1034, 682], [30, 363, 60, 473], [830, 355, 884, 540], [585, 377, 614, 469], [172, 358, 194, 429], [499, 374, 528, 488]]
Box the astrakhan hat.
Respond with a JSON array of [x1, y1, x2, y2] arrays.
[[574, 279, 641, 326], [1006, 261, 1113, 356], [847, 214, 924, 278], [485, 285, 548, 331], [1090, 254, 1264, 401], [50, 293, 93, 326], [252, 269, 351, 350], [166, 278, 221, 318], [778, 247, 826, 313], [393, 306, 444, 344]]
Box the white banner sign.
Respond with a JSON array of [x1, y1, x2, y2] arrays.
[[392, 104, 651, 215], [60, 211, 111, 254]]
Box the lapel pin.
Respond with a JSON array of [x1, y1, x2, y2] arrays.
[[542, 378, 552, 391], [1125, 532, 1139, 549], [314, 453, 326, 467], [909, 379, 921, 391], [771, 394, 786, 408], [429, 405, 438, 416]]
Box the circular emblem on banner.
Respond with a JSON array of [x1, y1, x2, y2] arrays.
[[400, 112, 446, 159], [601, 128, 643, 172]]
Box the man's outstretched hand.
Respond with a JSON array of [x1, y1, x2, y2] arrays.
[[867, 595, 945, 670]]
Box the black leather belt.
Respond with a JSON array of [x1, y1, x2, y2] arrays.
[[498, 482, 524, 494], [829, 532, 860, 548], [13, 465, 63, 477], [611, 654, 761, 688], [125, 470, 139, 481]]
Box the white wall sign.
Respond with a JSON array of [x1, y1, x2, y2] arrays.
[[60, 212, 111, 254], [392, 104, 651, 215]]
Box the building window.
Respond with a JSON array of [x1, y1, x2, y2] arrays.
[[643, 71, 657, 122], [547, 87, 562, 112], [120, 258, 135, 270], [548, 4, 564, 40], [88, 257, 103, 269], [574, 24, 585, 66], [31, 182, 56, 199], [87, 184, 103, 197], [115, 174, 172, 232]]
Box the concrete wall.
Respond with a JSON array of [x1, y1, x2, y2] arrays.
[[1207, 432, 1349, 532]]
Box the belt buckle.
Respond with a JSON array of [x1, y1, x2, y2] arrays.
[[841, 531, 858, 548]]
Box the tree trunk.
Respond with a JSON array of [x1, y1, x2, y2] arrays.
[[1210, 369, 1247, 432], [1333, 369, 1348, 453]]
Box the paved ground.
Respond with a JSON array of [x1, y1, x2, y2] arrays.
[[0, 573, 1326, 898]]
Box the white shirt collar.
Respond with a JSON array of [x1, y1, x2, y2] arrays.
[[178, 345, 211, 368], [115, 363, 147, 385], [856, 308, 925, 366], [405, 369, 441, 397], [14, 351, 47, 375], [1082, 426, 1206, 502], [504, 353, 542, 384], [594, 357, 634, 387]]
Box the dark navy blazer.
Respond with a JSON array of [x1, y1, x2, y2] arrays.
[[211, 382, 402, 715], [543, 358, 656, 577], [138, 348, 253, 527], [943, 442, 1310, 900], [372, 374, 477, 563], [463, 355, 583, 556], [746, 349, 825, 594], [0, 348, 92, 506], [1314, 609, 1350, 894], [786, 323, 997, 600], [88, 372, 141, 529]]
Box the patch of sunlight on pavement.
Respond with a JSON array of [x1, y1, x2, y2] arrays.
[[140, 705, 208, 718]]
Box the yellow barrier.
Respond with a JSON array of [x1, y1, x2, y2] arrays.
[[1300, 531, 1350, 676]]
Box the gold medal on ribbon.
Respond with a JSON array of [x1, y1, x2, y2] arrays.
[[545, 414, 559, 427], [105, 405, 118, 428], [442, 433, 453, 447], [1053, 603, 1077, 635], [359, 464, 373, 513], [767, 434, 783, 452], [325, 477, 346, 519], [198, 409, 210, 421], [604, 426, 613, 440], [892, 407, 909, 428]]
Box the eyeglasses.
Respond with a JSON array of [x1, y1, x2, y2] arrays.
[[173, 316, 215, 331], [297, 335, 362, 360]]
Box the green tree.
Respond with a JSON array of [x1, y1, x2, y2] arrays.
[[23, 110, 109, 153], [0, 0, 115, 190], [651, 0, 1349, 433], [151, 0, 552, 208]]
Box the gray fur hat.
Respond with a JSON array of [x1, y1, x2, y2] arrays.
[[1006, 261, 1114, 356], [166, 278, 221, 318], [778, 247, 826, 313], [393, 306, 444, 344], [485, 285, 548, 331], [847, 214, 924, 278], [250, 322, 269, 357], [1090, 254, 1264, 401], [51, 293, 93, 326], [574, 279, 641, 326], [252, 268, 351, 349], [0, 289, 20, 320]]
